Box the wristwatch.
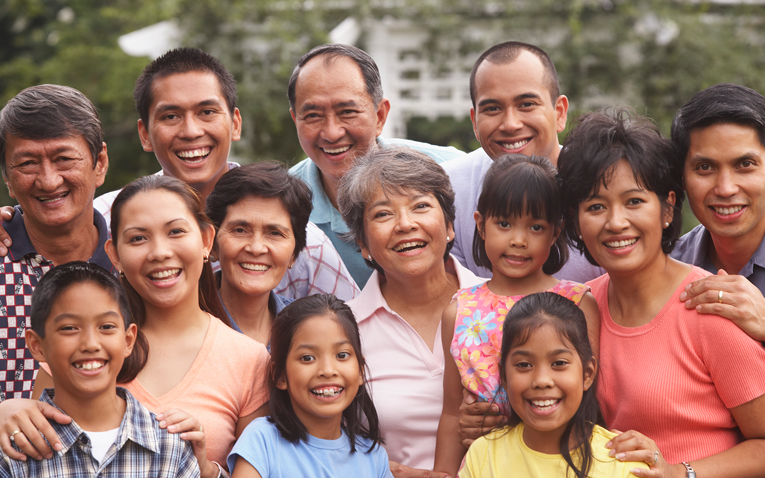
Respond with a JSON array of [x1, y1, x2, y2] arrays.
[[682, 462, 696, 478]]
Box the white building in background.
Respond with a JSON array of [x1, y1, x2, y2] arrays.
[[119, 16, 474, 138]]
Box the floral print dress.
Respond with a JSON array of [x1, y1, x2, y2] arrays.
[[450, 280, 589, 404]]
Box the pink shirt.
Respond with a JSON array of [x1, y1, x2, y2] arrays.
[[125, 315, 269, 467], [348, 257, 484, 470], [590, 267, 765, 463]]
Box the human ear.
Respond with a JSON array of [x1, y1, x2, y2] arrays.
[[94, 142, 109, 189], [358, 241, 372, 263], [474, 211, 486, 240], [123, 323, 137, 357], [137, 119, 154, 152], [105, 239, 122, 273], [663, 191, 677, 227], [469, 107, 479, 142], [374, 99, 391, 137], [582, 358, 597, 392], [276, 373, 288, 391], [231, 108, 242, 142], [201, 224, 216, 259], [554, 95, 569, 133], [25, 329, 46, 363]]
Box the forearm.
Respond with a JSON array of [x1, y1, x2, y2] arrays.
[[676, 439, 765, 478], [433, 412, 466, 477]]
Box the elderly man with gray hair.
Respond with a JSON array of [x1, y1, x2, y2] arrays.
[[0, 85, 114, 400]]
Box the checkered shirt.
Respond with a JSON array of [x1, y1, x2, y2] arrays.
[[0, 207, 114, 400], [0, 388, 200, 478]]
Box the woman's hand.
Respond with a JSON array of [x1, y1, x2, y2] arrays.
[[0, 399, 70, 460], [458, 390, 506, 448], [157, 408, 223, 478], [606, 429, 684, 478], [389, 460, 451, 478]]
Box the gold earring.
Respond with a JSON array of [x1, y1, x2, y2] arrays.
[[203, 255, 209, 264]]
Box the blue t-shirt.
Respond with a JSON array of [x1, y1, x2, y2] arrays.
[[228, 417, 393, 478]]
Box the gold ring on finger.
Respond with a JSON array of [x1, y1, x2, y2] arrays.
[[9, 430, 21, 442], [718, 290, 724, 304]]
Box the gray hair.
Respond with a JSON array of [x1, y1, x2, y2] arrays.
[[0, 84, 103, 177], [338, 146, 455, 274], [288, 44, 384, 110]]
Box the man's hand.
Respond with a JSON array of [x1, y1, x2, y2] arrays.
[[680, 269, 765, 341], [0, 206, 15, 256], [389, 461, 450, 478], [458, 389, 506, 449]]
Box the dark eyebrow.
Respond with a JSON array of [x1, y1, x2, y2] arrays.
[[688, 152, 762, 165], [515, 92, 542, 101], [53, 311, 121, 324], [155, 99, 224, 115], [294, 340, 352, 351]]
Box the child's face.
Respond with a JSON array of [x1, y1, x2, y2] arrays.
[[476, 212, 557, 281], [26, 282, 137, 400], [106, 189, 214, 311], [276, 314, 364, 439], [503, 324, 595, 454]]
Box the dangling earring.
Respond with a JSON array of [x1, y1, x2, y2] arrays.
[[203, 255, 209, 264], [119, 271, 125, 278]]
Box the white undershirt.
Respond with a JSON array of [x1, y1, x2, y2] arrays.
[[83, 428, 119, 463]]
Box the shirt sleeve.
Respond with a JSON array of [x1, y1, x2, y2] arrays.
[[699, 313, 765, 408], [227, 419, 272, 476]]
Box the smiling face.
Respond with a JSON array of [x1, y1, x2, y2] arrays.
[[476, 211, 556, 287], [577, 160, 674, 277], [106, 189, 214, 312], [470, 52, 568, 164], [3, 134, 107, 233], [137, 71, 242, 200], [683, 123, 765, 246], [215, 195, 296, 301], [26, 281, 136, 402], [358, 188, 454, 280], [504, 323, 594, 454], [291, 55, 389, 187], [276, 313, 363, 439]]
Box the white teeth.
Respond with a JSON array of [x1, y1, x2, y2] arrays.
[[500, 139, 530, 150], [393, 241, 426, 252], [605, 238, 637, 249], [38, 193, 68, 203], [74, 361, 105, 371], [311, 387, 343, 397], [322, 145, 351, 154], [240, 263, 269, 272], [530, 399, 559, 409], [714, 205, 743, 216], [150, 269, 180, 280], [177, 148, 210, 159]]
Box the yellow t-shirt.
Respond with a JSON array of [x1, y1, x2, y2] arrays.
[[459, 423, 649, 478]]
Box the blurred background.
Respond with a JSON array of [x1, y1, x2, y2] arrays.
[[3, 0, 765, 231]]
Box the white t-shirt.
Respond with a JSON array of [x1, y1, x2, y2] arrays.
[[83, 428, 120, 463]]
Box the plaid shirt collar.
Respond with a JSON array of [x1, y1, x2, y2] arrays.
[[6, 206, 115, 273], [41, 387, 162, 455]]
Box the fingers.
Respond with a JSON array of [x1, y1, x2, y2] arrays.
[[0, 207, 15, 257], [156, 408, 200, 434], [38, 403, 72, 425], [0, 401, 67, 460]]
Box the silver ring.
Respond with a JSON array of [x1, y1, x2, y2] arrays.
[[718, 290, 724, 304], [9, 430, 20, 442], [650, 450, 659, 465]]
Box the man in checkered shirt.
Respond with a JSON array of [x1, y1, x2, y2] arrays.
[[0, 84, 115, 399]]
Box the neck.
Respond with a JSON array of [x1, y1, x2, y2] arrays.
[[142, 292, 210, 334], [381, 261, 458, 316], [487, 267, 559, 297], [319, 173, 340, 210], [52, 388, 125, 432], [24, 206, 99, 265], [548, 143, 561, 166], [605, 254, 690, 327], [707, 230, 765, 274], [219, 283, 273, 344]]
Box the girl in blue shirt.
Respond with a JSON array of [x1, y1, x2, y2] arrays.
[[228, 294, 393, 478]]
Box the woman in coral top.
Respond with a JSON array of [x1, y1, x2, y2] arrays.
[[557, 108, 765, 478]]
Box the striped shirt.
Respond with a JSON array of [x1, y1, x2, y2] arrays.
[[0, 387, 200, 477]]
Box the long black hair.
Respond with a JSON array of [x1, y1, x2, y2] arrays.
[[268, 294, 383, 452], [499, 292, 603, 478]]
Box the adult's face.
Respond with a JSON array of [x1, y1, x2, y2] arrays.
[[291, 55, 390, 183], [137, 71, 242, 199], [3, 134, 107, 232], [577, 160, 674, 277], [215, 195, 296, 300], [683, 123, 765, 244], [358, 188, 454, 281], [470, 51, 568, 163]]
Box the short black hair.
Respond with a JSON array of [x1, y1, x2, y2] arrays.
[[0, 84, 103, 177], [558, 108, 684, 266], [30, 262, 147, 383], [671, 83, 765, 170], [134, 47, 238, 125], [206, 162, 313, 259], [268, 294, 383, 453], [469, 41, 560, 107], [288, 44, 383, 111], [473, 154, 567, 275]]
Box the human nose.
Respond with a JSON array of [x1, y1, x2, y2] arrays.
[[79, 327, 101, 352], [605, 205, 630, 232], [713, 168, 739, 198], [531, 366, 554, 389], [320, 114, 346, 143], [317, 355, 339, 378], [499, 108, 523, 133], [394, 210, 417, 233], [508, 228, 527, 248], [178, 113, 204, 140], [244, 232, 268, 255], [146, 237, 173, 262], [35, 160, 64, 192]]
